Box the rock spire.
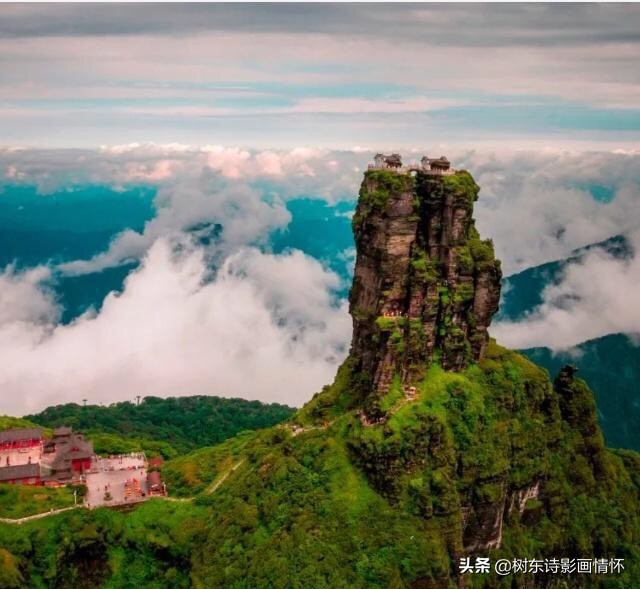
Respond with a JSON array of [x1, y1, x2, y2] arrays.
[[348, 161, 502, 407]]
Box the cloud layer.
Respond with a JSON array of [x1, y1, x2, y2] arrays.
[[0, 238, 351, 416], [492, 230, 640, 351], [456, 149, 640, 272], [1, 145, 639, 413], [4, 145, 639, 274]]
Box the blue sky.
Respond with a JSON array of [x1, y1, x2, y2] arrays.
[[1, 3, 639, 149]]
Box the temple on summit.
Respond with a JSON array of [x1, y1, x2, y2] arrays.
[[370, 152, 454, 175]]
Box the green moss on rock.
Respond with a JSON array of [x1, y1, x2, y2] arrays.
[[441, 170, 480, 204]]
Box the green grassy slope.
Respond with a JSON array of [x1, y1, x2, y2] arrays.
[[2, 347, 639, 588], [161, 343, 639, 588], [0, 486, 76, 519], [0, 417, 46, 433]]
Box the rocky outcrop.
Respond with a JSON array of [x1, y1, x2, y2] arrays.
[[462, 480, 542, 553], [349, 165, 501, 410], [509, 480, 541, 516], [462, 500, 505, 552]]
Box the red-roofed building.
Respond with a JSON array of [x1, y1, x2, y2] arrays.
[[147, 470, 165, 496], [0, 428, 43, 452]]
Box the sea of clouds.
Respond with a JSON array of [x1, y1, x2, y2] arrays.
[[1, 145, 639, 414]]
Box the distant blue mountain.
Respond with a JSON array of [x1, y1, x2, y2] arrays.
[[271, 198, 355, 291], [0, 184, 155, 322], [0, 184, 155, 268], [497, 235, 640, 451], [498, 234, 632, 321], [0, 189, 356, 323], [521, 334, 640, 451]]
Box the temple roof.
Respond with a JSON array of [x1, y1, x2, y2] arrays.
[[0, 428, 43, 444], [384, 154, 403, 166], [0, 463, 40, 481], [429, 156, 451, 168]]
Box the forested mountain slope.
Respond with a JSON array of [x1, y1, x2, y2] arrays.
[[27, 396, 294, 455]]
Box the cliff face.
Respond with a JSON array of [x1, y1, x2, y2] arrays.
[[349, 169, 501, 409]]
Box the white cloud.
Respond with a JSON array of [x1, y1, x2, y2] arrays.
[[491, 229, 640, 350], [461, 149, 640, 273], [202, 145, 252, 179], [0, 265, 58, 327], [2, 144, 640, 415], [4, 146, 640, 276], [58, 171, 292, 276], [0, 145, 362, 199], [0, 238, 351, 415]]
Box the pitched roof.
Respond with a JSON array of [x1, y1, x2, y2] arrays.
[[0, 428, 43, 444], [56, 439, 94, 461], [0, 463, 40, 481], [429, 156, 451, 168], [384, 154, 403, 166], [49, 434, 94, 464]]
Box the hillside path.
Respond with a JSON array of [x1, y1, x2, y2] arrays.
[[205, 459, 246, 494], [0, 505, 80, 525]]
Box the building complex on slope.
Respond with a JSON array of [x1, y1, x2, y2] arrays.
[[0, 425, 166, 508], [0, 426, 95, 485]]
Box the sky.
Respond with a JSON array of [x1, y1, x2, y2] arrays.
[[0, 3, 639, 148], [0, 4, 639, 415]]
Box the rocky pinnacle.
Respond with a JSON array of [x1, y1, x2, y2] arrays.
[[348, 163, 502, 408]]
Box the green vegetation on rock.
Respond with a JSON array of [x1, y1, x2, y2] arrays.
[[410, 247, 440, 284], [522, 334, 640, 452], [353, 170, 415, 226], [441, 170, 480, 204]]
